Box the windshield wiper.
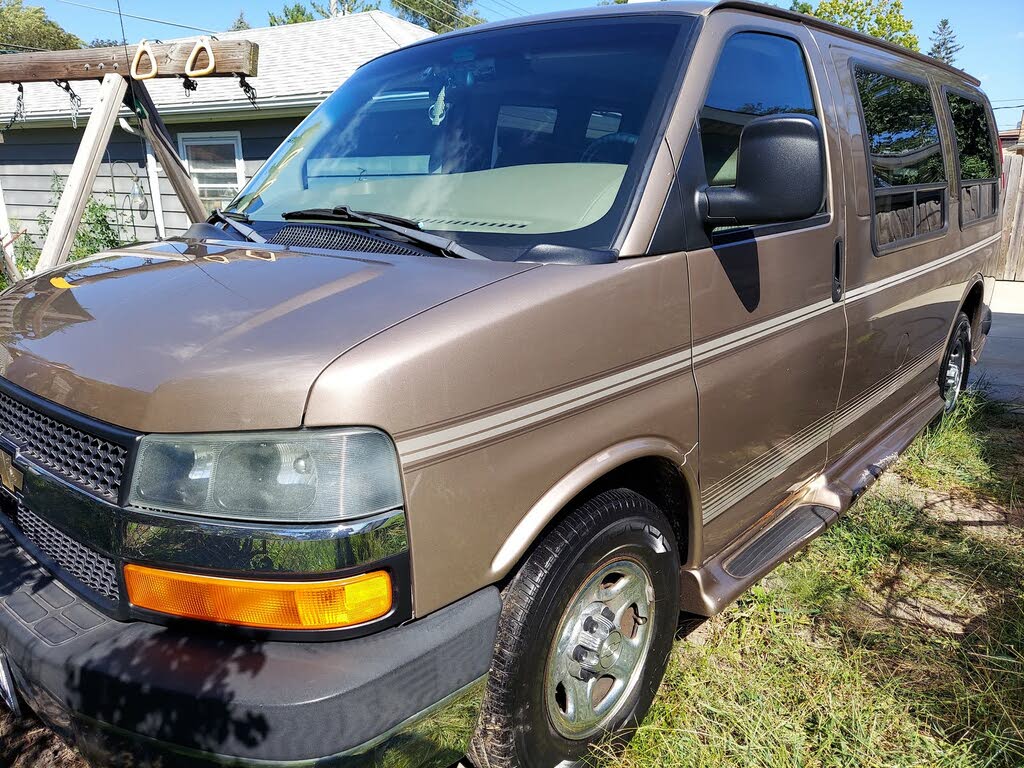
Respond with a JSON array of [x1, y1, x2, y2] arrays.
[[209, 209, 267, 244], [281, 206, 487, 260]]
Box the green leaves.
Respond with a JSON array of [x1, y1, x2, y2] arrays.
[[928, 18, 963, 65], [0, 0, 82, 53], [791, 0, 919, 51]]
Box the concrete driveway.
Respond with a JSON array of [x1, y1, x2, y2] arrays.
[[974, 281, 1024, 406]]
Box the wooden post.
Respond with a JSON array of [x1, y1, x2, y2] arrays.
[[0, 174, 20, 281], [131, 82, 208, 224], [36, 73, 128, 273], [144, 141, 167, 238]]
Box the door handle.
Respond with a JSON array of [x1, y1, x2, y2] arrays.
[[832, 238, 844, 303]]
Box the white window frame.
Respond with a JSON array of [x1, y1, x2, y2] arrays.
[[177, 130, 246, 205]]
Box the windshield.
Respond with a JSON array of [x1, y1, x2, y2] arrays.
[[229, 15, 695, 260]]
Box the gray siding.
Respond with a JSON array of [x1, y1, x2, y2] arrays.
[[0, 115, 301, 248]]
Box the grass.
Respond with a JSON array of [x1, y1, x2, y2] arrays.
[[609, 391, 1024, 768]]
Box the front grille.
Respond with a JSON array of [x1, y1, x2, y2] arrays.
[[14, 503, 119, 601], [0, 390, 127, 501], [269, 223, 420, 257]]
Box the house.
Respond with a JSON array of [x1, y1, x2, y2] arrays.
[[1001, 123, 1023, 155], [0, 11, 433, 251]]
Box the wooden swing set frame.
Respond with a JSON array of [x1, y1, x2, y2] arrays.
[[0, 39, 259, 281]]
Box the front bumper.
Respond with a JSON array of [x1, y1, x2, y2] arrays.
[[0, 525, 500, 766]]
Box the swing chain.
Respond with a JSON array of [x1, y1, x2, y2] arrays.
[[1, 83, 25, 136], [236, 74, 258, 110], [180, 75, 198, 97], [55, 80, 81, 129]]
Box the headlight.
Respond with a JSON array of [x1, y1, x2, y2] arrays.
[[127, 428, 403, 524]]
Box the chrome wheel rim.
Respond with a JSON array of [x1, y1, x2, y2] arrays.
[[943, 337, 966, 411], [544, 558, 656, 740]]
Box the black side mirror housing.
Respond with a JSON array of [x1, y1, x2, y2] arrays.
[[699, 113, 825, 227]]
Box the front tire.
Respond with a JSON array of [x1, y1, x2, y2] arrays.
[[470, 489, 680, 768], [940, 312, 971, 412]]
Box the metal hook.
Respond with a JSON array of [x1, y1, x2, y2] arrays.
[[55, 80, 81, 129], [2, 83, 25, 137], [180, 74, 198, 97], [235, 74, 258, 109]]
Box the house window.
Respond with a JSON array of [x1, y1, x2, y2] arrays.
[[178, 132, 246, 212], [946, 92, 1000, 226], [854, 67, 947, 248]]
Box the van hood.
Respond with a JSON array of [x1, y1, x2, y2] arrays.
[[0, 240, 533, 433]]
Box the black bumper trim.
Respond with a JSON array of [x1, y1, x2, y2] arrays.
[[0, 528, 500, 763]]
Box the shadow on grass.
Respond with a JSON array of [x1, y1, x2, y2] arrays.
[[611, 391, 1023, 768]]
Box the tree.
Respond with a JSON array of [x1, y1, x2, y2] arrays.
[[790, 0, 918, 51], [0, 0, 82, 51], [268, 0, 378, 24], [229, 11, 251, 30], [927, 18, 962, 65], [393, 0, 482, 32]]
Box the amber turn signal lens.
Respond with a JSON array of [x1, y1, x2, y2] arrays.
[[124, 565, 392, 630]]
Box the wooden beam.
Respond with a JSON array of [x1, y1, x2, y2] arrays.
[[0, 41, 258, 84], [36, 74, 127, 273], [132, 82, 208, 225]]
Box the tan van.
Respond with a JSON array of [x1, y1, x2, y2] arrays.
[[0, 2, 1003, 766]]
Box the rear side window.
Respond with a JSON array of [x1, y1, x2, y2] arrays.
[[947, 92, 999, 225], [700, 32, 816, 188], [854, 67, 947, 248]]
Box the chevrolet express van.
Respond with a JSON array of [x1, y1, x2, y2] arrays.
[[0, 2, 1002, 766]]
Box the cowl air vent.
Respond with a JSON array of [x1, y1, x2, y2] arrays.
[[418, 217, 528, 230], [268, 224, 421, 257]]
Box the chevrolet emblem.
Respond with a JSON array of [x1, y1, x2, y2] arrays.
[[0, 449, 23, 495]]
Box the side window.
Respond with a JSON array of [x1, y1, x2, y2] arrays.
[[700, 32, 816, 188], [947, 92, 1000, 225], [854, 68, 947, 248]]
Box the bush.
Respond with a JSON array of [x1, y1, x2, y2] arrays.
[[1, 173, 124, 290]]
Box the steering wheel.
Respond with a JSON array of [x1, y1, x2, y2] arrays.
[[580, 132, 640, 163]]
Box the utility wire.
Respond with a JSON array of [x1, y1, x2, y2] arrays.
[[483, 0, 529, 17], [390, 0, 456, 32], [416, 0, 488, 26], [56, 0, 217, 33], [993, 104, 1024, 110], [0, 41, 48, 51]]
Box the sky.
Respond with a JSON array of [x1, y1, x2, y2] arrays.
[[36, 0, 1024, 129]]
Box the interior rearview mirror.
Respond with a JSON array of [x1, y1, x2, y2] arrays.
[[699, 114, 825, 227]]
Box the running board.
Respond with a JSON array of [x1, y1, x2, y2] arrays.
[[723, 505, 834, 579], [680, 503, 838, 615], [680, 381, 944, 617]]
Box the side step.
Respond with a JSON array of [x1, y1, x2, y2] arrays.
[[723, 505, 834, 579], [679, 503, 838, 616], [680, 381, 945, 617]]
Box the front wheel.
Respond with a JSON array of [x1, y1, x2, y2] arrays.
[[940, 311, 972, 412], [470, 489, 680, 768]]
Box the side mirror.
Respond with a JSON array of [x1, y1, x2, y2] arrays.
[[699, 114, 825, 227]]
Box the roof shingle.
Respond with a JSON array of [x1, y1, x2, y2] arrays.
[[0, 10, 433, 124]]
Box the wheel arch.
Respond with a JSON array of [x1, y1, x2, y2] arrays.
[[959, 277, 986, 342], [489, 437, 701, 582]]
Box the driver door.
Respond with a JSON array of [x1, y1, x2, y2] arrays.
[[683, 14, 848, 554]]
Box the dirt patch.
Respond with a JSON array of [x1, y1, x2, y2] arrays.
[[0, 709, 85, 768], [855, 564, 990, 636]]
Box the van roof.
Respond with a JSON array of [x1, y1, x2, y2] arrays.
[[410, 0, 980, 89]]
